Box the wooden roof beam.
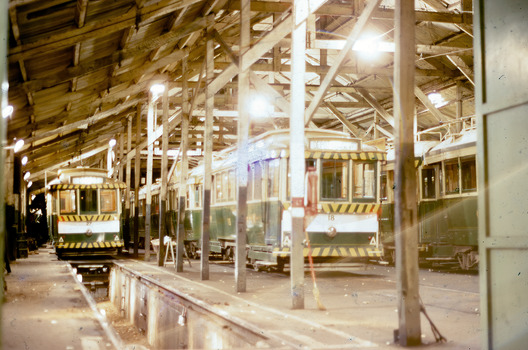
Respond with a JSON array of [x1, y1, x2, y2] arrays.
[[414, 85, 453, 122], [447, 55, 475, 86], [305, 0, 382, 126], [75, 0, 89, 28], [355, 87, 395, 127], [9, 7, 21, 46], [226, 1, 471, 23]]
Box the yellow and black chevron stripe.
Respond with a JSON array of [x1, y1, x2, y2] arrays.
[[305, 151, 386, 161], [321, 203, 380, 214], [273, 246, 382, 258], [59, 215, 118, 222], [281, 202, 380, 214], [50, 183, 126, 190], [56, 241, 124, 249]]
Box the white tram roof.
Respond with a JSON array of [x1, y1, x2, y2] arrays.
[[386, 140, 440, 163], [48, 167, 126, 187], [426, 128, 477, 162], [186, 129, 379, 181]]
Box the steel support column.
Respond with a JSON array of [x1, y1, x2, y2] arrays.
[[394, 0, 421, 345], [290, 0, 307, 310]]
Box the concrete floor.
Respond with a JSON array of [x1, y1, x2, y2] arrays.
[[115, 253, 480, 349], [2, 248, 119, 350], [2, 248, 481, 349]]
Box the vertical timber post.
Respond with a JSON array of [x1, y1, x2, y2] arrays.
[[455, 81, 463, 134], [145, 94, 154, 261], [394, 0, 421, 345], [201, 20, 214, 280], [158, 83, 169, 266], [177, 58, 189, 272], [290, 0, 307, 309], [118, 131, 124, 181], [134, 103, 142, 258], [236, 0, 250, 293], [0, 0, 8, 319], [125, 116, 132, 252]]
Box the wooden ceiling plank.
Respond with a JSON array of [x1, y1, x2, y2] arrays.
[[138, 0, 203, 25], [30, 144, 109, 181], [8, 10, 137, 62], [21, 98, 141, 146]]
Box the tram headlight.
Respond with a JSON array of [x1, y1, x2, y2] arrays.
[[325, 226, 337, 238]]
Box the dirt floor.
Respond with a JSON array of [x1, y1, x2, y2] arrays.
[[97, 300, 151, 350]]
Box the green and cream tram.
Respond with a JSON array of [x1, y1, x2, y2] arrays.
[[47, 168, 126, 257]]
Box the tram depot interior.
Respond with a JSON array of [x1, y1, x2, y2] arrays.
[[1, 0, 527, 349]]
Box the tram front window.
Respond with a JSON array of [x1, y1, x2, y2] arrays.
[[101, 189, 117, 213], [321, 160, 348, 200], [80, 189, 98, 214], [60, 190, 77, 214], [353, 162, 376, 201]]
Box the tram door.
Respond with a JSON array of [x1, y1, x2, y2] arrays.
[[475, 1, 528, 349]]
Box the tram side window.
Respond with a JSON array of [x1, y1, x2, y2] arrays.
[[461, 157, 477, 192], [380, 171, 387, 202], [253, 162, 262, 201], [80, 189, 98, 214], [194, 185, 201, 208], [227, 170, 235, 201], [101, 189, 117, 213], [267, 159, 280, 198], [215, 173, 224, 202], [153, 194, 159, 214], [321, 160, 349, 200], [422, 168, 436, 199], [445, 160, 459, 194], [60, 190, 77, 214]]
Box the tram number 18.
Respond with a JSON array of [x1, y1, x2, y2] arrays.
[[328, 214, 335, 221]]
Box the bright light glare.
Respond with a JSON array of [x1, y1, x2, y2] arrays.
[[428, 93, 448, 108], [24, 172, 30, 181], [249, 94, 273, 119], [21, 156, 28, 165], [2, 105, 13, 118], [27, 181, 32, 189], [14, 139, 24, 153], [352, 33, 394, 60], [109, 139, 117, 148], [150, 84, 165, 96]]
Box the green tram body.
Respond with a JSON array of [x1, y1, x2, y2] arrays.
[[379, 125, 478, 270], [47, 168, 126, 257], [169, 129, 387, 269]]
